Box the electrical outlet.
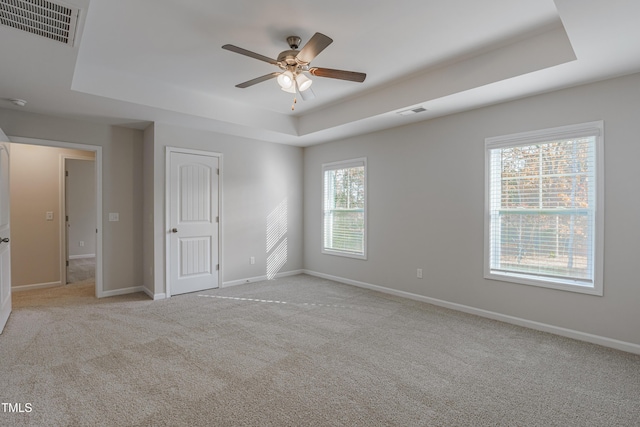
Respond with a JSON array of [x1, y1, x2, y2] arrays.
[[250, 256, 255, 265], [108, 213, 119, 222], [79, 241, 84, 247], [417, 268, 423, 279], [45, 211, 54, 221]]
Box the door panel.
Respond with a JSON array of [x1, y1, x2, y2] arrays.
[[180, 163, 211, 222], [180, 237, 211, 277], [0, 141, 11, 333], [169, 152, 219, 296]]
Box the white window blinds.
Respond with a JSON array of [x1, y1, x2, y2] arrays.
[[485, 122, 603, 294], [322, 158, 366, 259]]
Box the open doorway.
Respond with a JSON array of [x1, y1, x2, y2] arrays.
[[64, 157, 96, 285], [9, 137, 103, 297]]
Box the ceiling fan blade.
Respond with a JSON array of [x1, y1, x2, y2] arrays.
[[309, 67, 366, 83], [235, 72, 280, 88], [296, 33, 333, 64], [222, 44, 278, 66]]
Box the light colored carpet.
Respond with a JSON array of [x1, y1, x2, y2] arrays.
[[66, 258, 96, 284], [1, 274, 639, 426]]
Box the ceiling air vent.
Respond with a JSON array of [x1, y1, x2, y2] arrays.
[[397, 106, 427, 116], [0, 0, 80, 46]]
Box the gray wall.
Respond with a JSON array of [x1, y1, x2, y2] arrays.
[[304, 72, 640, 346], [147, 123, 304, 297], [0, 109, 144, 292], [142, 124, 156, 296]]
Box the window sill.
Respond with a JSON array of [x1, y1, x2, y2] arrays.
[[485, 270, 602, 296], [322, 249, 367, 260]]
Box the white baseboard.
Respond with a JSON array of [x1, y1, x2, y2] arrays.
[[223, 269, 304, 288], [99, 286, 144, 298], [143, 286, 166, 300], [303, 270, 640, 355], [68, 254, 96, 260], [144, 270, 304, 299], [12, 281, 62, 292]]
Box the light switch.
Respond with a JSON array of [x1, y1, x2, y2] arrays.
[[109, 213, 119, 222], [45, 211, 54, 221]]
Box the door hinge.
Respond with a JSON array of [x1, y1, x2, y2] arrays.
[[66, 260, 69, 267], [216, 168, 219, 175], [66, 215, 69, 222], [216, 216, 219, 223], [65, 170, 69, 177], [216, 264, 219, 271]]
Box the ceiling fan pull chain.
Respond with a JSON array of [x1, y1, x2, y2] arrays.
[[291, 96, 297, 111]]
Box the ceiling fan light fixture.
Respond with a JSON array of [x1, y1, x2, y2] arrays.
[[277, 70, 295, 89], [281, 84, 296, 94], [295, 73, 313, 92]]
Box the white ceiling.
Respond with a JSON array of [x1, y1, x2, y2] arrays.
[[1, 0, 639, 146]]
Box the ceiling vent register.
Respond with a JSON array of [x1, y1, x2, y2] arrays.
[[0, 0, 79, 46], [397, 107, 427, 116]]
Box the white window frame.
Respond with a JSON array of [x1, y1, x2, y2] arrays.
[[484, 121, 604, 295], [322, 158, 367, 260]]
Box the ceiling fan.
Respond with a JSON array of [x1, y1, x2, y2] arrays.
[[222, 33, 366, 107]]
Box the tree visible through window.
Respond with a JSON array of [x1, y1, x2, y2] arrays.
[[322, 158, 366, 259], [485, 122, 603, 294]]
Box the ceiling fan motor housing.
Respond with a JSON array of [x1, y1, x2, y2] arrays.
[[278, 36, 310, 69], [277, 50, 301, 65]]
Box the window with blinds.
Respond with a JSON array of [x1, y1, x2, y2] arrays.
[[322, 158, 366, 259], [485, 122, 603, 295]]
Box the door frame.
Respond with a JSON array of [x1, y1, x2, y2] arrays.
[[61, 155, 96, 286], [0, 140, 11, 334], [10, 136, 104, 298], [165, 146, 222, 297]]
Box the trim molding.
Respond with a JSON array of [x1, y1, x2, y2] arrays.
[[303, 270, 640, 355], [101, 286, 144, 298], [12, 281, 62, 292], [143, 287, 166, 300], [223, 269, 304, 288]]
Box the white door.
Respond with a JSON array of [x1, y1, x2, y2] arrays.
[[169, 151, 219, 296], [0, 141, 11, 333]]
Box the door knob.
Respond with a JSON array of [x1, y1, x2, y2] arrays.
[[171, 228, 178, 233], [0, 238, 9, 243]]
